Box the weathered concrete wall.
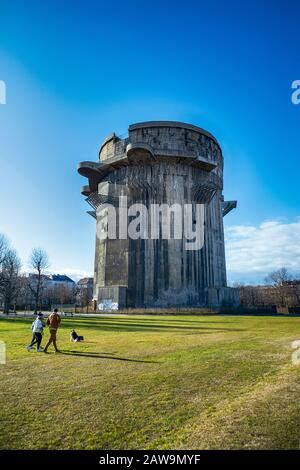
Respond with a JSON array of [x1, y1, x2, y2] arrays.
[[114, 163, 227, 307]]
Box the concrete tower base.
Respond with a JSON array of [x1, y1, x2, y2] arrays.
[[97, 285, 239, 310]]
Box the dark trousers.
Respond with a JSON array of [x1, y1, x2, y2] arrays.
[[30, 332, 42, 349]]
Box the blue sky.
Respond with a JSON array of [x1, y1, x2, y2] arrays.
[[0, 0, 300, 283]]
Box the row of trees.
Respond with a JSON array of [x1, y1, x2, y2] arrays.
[[0, 233, 93, 313], [234, 268, 300, 308], [0, 234, 49, 313], [264, 267, 300, 307]]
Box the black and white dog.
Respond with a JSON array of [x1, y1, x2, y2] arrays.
[[70, 329, 84, 342]]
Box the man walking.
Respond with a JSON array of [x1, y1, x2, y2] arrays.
[[27, 312, 45, 352], [44, 308, 61, 353]]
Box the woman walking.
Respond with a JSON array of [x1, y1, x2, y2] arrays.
[[27, 312, 45, 352]]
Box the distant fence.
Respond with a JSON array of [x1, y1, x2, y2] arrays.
[[51, 304, 76, 313], [74, 306, 95, 314]]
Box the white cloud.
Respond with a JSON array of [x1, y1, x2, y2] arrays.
[[225, 218, 300, 284]]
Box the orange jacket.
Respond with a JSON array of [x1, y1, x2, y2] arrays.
[[46, 312, 61, 329]]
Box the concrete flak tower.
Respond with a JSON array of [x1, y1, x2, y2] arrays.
[[78, 121, 239, 309]]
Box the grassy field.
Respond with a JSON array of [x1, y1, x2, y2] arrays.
[[0, 314, 299, 450]]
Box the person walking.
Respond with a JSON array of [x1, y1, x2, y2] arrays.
[[27, 312, 45, 352], [29, 317, 37, 346], [44, 308, 61, 353]]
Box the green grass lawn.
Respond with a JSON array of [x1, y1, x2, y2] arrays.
[[0, 314, 300, 450]]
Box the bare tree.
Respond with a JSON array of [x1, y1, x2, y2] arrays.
[[1, 249, 21, 313], [0, 234, 9, 290], [16, 274, 31, 311], [28, 248, 49, 313], [237, 284, 263, 307], [293, 285, 300, 307], [264, 267, 292, 307], [0, 234, 8, 264], [264, 267, 291, 286], [76, 285, 92, 312], [75, 279, 93, 312]]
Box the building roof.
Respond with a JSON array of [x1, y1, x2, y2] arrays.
[[28, 273, 51, 280], [282, 280, 300, 286], [49, 274, 75, 283], [77, 277, 93, 285]]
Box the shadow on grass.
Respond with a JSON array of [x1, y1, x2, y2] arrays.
[[59, 320, 245, 333], [59, 350, 160, 364], [0, 317, 245, 333]]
